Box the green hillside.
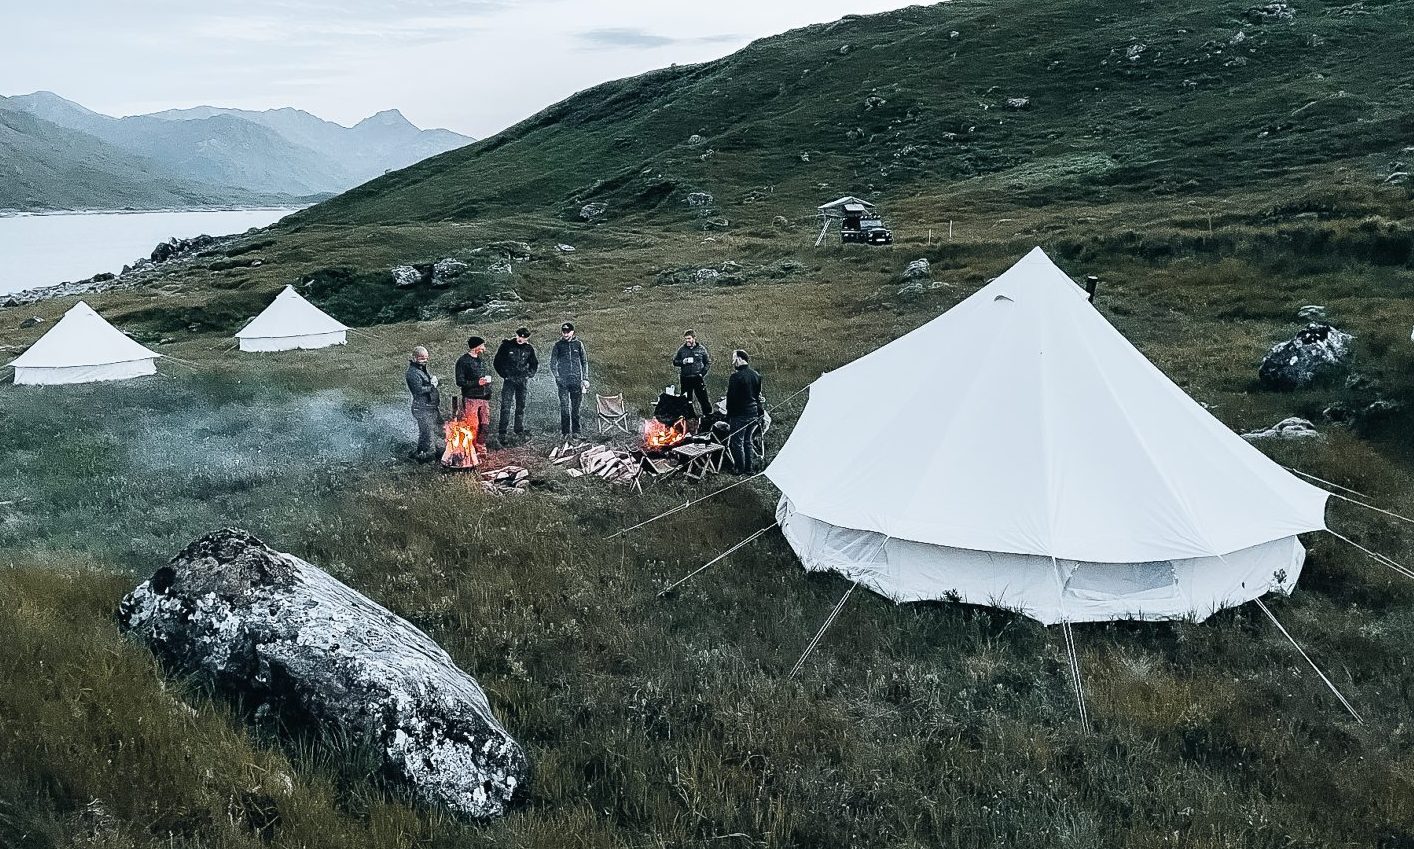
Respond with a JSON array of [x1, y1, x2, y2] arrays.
[[295, 0, 1414, 228]]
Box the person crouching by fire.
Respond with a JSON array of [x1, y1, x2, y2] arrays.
[[455, 336, 493, 456], [406, 346, 442, 463], [725, 349, 764, 475]]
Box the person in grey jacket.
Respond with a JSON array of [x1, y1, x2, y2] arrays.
[[549, 322, 589, 438], [405, 346, 442, 462], [672, 330, 712, 418]]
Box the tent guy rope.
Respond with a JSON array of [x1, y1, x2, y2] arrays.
[[609, 472, 767, 539], [789, 579, 859, 678], [657, 523, 778, 598], [1060, 619, 1090, 732], [1326, 529, 1414, 582], [1283, 466, 1371, 499], [1253, 598, 1364, 725]]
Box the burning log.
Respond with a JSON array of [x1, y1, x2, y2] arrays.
[[442, 409, 482, 470], [643, 417, 691, 453], [117, 529, 528, 820]]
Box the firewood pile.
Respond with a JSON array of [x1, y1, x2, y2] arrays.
[[480, 465, 532, 496], [545, 438, 656, 489]]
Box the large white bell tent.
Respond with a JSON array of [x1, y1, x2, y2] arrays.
[[765, 247, 1332, 626], [6, 301, 161, 386], [236, 285, 348, 352]]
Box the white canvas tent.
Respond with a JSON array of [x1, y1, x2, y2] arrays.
[[766, 247, 1331, 625], [236, 285, 347, 352], [7, 301, 161, 386]]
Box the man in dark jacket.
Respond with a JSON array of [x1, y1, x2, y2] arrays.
[[454, 336, 492, 454], [493, 327, 538, 445], [672, 330, 712, 418], [549, 322, 589, 438], [725, 349, 764, 475], [406, 345, 442, 462]]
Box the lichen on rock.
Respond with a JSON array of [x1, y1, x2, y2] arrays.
[[117, 529, 529, 820]]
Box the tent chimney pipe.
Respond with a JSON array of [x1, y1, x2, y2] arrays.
[[1084, 275, 1100, 303]]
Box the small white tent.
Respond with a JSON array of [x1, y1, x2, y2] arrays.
[[766, 247, 1330, 625], [236, 285, 347, 352], [7, 301, 161, 386]]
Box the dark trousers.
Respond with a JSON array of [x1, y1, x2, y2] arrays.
[[557, 381, 583, 435], [728, 414, 760, 474], [412, 404, 440, 456], [681, 374, 711, 418], [499, 379, 528, 437]]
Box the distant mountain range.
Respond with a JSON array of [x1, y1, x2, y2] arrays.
[[0, 92, 474, 212]]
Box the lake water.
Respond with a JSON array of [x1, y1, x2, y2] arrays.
[[0, 208, 301, 296]]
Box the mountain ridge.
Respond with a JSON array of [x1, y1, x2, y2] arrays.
[[0, 92, 475, 210]]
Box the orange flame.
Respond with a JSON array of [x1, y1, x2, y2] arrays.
[[643, 417, 690, 451], [442, 410, 481, 469]]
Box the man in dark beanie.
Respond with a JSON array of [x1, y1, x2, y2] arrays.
[[454, 336, 492, 454], [672, 329, 712, 418], [550, 322, 589, 439], [725, 349, 764, 475], [493, 326, 539, 445]]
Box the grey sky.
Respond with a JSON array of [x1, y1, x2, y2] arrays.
[[2, 1, 927, 137]]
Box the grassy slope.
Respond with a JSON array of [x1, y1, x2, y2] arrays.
[[292, 0, 1413, 227], [3, 1, 1414, 847]]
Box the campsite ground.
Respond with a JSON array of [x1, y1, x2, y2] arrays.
[[4, 167, 1414, 848]]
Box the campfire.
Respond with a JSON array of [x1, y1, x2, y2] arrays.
[[442, 410, 481, 469], [643, 417, 690, 452]]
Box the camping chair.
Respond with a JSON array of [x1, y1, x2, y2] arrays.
[[596, 393, 631, 434]]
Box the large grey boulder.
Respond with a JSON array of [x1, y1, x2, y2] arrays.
[[580, 202, 608, 221], [391, 265, 423, 289], [117, 529, 528, 820], [432, 258, 468, 288], [1258, 322, 1354, 390]]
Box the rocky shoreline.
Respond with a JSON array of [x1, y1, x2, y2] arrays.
[[1, 232, 244, 308]]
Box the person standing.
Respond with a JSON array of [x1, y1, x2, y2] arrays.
[[725, 349, 764, 475], [493, 326, 539, 445], [672, 330, 712, 418], [455, 336, 492, 455], [550, 322, 589, 439], [405, 346, 442, 462]]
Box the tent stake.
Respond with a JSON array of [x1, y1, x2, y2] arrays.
[[1061, 620, 1091, 732], [1253, 598, 1364, 725], [657, 523, 778, 598], [789, 579, 859, 678]]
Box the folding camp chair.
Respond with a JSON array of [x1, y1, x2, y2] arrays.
[[596, 393, 631, 434]]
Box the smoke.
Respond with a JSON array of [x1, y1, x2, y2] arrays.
[[125, 389, 413, 487]]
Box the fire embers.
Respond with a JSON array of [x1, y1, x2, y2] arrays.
[[643, 417, 690, 453], [442, 410, 480, 469]]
